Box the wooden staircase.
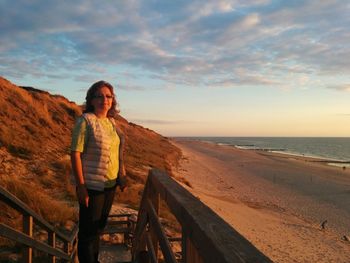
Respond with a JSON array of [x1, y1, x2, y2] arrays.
[[0, 185, 78, 262], [0, 169, 273, 262], [99, 213, 135, 263]]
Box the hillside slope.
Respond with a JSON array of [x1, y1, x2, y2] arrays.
[[0, 77, 181, 229]]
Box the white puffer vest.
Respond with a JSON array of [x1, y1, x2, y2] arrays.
[[82, 113, 114, 191]]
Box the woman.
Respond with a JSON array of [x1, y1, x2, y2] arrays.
[[70, 80, 126, 263]]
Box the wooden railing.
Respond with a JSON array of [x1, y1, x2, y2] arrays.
[[1, 169, 274, 263], [0, 186, 78, 262], [132, 169, 273, 263], [103, 213, 137, 248]]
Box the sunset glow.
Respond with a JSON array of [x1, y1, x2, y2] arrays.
[[1, 1, 349, 136]]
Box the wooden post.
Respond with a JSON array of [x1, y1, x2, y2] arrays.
[[149, 184, 160, 262], [73, 238, 79, 263], [63, 241, 69, 263], [48, 231, 56, 263], [186, 237, 203, 263], [124, 215, 133, 247], [23, 215, 33, 263], [181, 229, 187, 263]]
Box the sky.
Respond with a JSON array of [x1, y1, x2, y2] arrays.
[[1, 0, 350, 137]]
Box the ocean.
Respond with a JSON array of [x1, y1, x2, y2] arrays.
[[176, 137, 350, 163]]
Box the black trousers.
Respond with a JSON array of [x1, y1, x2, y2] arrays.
[[77, 186, 116, 263]]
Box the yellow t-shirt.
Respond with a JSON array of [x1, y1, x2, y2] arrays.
[[70, 116, 120, 188]]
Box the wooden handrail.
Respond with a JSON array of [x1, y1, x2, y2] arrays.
[[0, 186, 75, 242], [132, 169, 273, 263], [146, 198, 177, 263], [0, 185, 78, 262], [0, 224, 70, 260], [1, 168, 274, 262]]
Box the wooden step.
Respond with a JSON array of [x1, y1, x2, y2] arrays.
[[103, 225, 132, 234], [99, 243, 132, 263]]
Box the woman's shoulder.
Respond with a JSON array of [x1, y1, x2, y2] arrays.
[[108, 118, 125, 138], [75, 115, 88, 124], [82, 112, 96, 121], [72, 115, 88, 135]]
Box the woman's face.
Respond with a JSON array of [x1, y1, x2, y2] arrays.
[[91, 86, 114, 115]]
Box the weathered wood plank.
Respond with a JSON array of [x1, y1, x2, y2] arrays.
[[132, 179, 151, 260], [107, 220, 130, 225], [0, 186, 73, 242], [149, 169, 273, 263], [23, 215, 33, 263], [0, 223, 70, 260], [48, 231, 56, 263], [0, 185, 78, 262], [63, 242, 70, 263], [146, 233, 158, 263], [70, 238, 79, 263], [186, 236, 204, 263], [67, 224, 79, 243], [108, 213, 133, 218], [132, 203, 148, 258], [146, 199, 177, 263], [149, 183, 160, 261], [103, 225, 132, 234], [182, 229, 187, 263]]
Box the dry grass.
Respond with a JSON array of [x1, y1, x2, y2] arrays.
[[1, 177, 77, 226], [0, 78, 81, 161], [115, 183, 145, 209]]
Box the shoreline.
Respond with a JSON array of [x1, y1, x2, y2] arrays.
[[172, 136, 350, 163], [205, 138, 350, 168], [171, 139, 350, 263]]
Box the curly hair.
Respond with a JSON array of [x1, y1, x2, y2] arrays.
[[83, 80, 120, 117]]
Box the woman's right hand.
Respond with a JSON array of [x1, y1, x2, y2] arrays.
[[71, 151, 89, 207], [77, 185, 89, 207]]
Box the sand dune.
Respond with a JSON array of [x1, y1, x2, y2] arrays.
[[172, 139, 350, 263]]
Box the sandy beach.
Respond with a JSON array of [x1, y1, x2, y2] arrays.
[[172, 139, 350, 263]]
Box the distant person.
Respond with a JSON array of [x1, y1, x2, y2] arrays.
[[70, 80, 126, 263]]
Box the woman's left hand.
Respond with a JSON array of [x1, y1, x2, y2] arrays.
[[117, 169, 127, 192]]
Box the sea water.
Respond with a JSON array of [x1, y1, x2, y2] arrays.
[[177, 137, 350, 163]]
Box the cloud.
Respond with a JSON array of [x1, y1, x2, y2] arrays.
[[327, 84, 350, 92], [241, 13, 260, 28], [187, 1, 234, 20], [130, 119, 194, 125], [1, 0, 349, 91], [336, 114, 350, 116], [208, 74, 282, 88], [118, 84, 148, 91]]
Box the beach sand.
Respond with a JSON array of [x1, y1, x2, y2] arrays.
[[172, 139, 350, 263]]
